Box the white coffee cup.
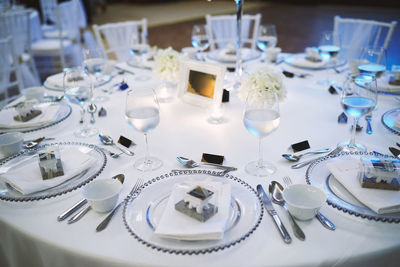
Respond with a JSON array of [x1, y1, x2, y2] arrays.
[[266, 47, 282, 62], [0, 132, 24, 158], [83, 179, 122, 213]]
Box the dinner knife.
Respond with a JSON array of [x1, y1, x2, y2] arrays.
[[57, 199, 88, 221], [256, 184, 291, 244], [389, 147, 400, 158], [291, 146, 343, 169], [68, 206, 92, 224]]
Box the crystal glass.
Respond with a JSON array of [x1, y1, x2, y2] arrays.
[[339, 73, 377, 152], [130, 32, 150, 81], [318, 31, 341, 85], [63, 67, 98, 138], [191, 24, 209, 60], [82, 48, 108, 102], [243, 91, 280, 176], [125, 88, 162, 171], [358, 46, 387, 77], [257, 24, 277, 52]]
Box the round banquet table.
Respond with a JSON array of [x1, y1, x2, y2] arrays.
[[1, 57, 400, 267]]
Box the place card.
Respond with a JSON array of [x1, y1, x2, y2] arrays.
[[282, 70, 294, 78], [338, 112, 348, 124], [118, 135, 135, 148], [98, 107, 107, 117], [222, 89, 229, 103], [291, 140, 310, 152], [328, 86, 338, 94], [201, 153, 224, 165]]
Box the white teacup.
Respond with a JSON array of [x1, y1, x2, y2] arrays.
[[83, 179, 122, 213], [24, 86, 45, 101], [283, 184, 326, 220], [0, 132, 24, 158], [266, 47, 282, 62]]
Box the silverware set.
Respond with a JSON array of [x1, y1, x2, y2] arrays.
[[291, 146, 343, 169], [257, 176, 335, 243]]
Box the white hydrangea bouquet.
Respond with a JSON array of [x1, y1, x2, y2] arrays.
[[238, 67, 287, 104], [153, 47, 181, 83]]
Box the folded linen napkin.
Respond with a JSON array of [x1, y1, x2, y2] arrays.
[[0, 103, 60, 129], [1, 147, 95, 195], [154, 179, 231, 240], [288, 54, 328, 69], [327, 160, 400, 214]]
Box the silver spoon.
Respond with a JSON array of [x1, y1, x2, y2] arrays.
[[98, 134, 134, 156], [67, 174, 125, 224], [269, 181, 305, 241], [24, 137, 55, 149], [282, 148, 331, 162], [87, 103, 97, 124], [176, 156, 237, 172]]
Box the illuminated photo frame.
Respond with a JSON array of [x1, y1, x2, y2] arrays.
[[178, 60, 226, 107]]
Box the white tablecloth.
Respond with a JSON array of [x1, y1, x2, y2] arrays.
[[0, 58, 399, 267]]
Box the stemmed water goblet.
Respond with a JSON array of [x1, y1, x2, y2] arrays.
[[243, 91, 280, 176], [358, 46, 387, 77], [318, 31, 341, 85], [125, 88, 162, 171], [339, 73, 377, 152], [63, 67, 98, 138], [257, 24, 277, 57], [82, 47, 108, 102], [191, 24, 210, 61], [130, 32, 151, 81]]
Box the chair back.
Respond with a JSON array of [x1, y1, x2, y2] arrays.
[[39, 0, 57, 24], [93, 19, 148, 62], [0, 37, 23, 106], [206, 13, 261, 50], [333, 16, 397, 62]]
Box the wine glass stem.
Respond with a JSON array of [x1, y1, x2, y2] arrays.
[[144, 132, 150, 164], [258, 137, 263, 168], [349, 118, 358, 148], [326, 58, 331, 82]]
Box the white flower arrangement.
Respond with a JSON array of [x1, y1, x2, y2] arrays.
[[153, 47, 181, 83], [238, 67, 286, 104]]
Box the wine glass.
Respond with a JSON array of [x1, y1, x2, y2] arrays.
[[82, 48, 108, 102], [125, 88, 162, 171], [243, 91, 280, 176], [129, 32, 150, 81], [257, 24, 277, 53], [358, 46, 387, 77], [339, 73, 377, 152], [191, 24, 209, 60], [318, 31, 341, 85], [63, 67, 98, 138]]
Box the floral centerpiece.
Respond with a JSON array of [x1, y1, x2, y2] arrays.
[[238, 67, 286, 105], [153, 47, 181, 83]]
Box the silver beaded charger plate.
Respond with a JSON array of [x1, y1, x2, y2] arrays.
[[206, 48, 261, 63], [0, 101, 72, 134], [123, 170, 263, 255], [381, 108, 400, 136], [0, 142, 106, 202], [306, 152, 400, 223], [284, 53, 346, 70], [43, 74, 112, 92]]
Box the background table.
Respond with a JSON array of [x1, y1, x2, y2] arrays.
[[1, 59, 399, 267]]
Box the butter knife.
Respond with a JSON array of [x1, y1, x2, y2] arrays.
[[57, 199, 87, 221], [291, 146, 343, 169], [257, 184, 291, 244]]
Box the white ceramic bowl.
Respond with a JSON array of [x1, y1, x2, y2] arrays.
[[23, 86, 45, 101], [0, 132, 24, 158], [83, 179, 122, 213], [283, 184, 326, 221]]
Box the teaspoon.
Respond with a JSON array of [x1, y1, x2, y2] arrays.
[[282, 148, 331, 162], [176, 156, 237, 171], [98, 134, 134, 156]]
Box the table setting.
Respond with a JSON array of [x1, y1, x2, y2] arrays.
[[1, 9, 400, 267]]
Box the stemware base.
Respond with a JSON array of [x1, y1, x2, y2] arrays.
[[245, 160, 276, 177], [337, 141, 366, 153], [74, 126, 99, 138], [134, 156, 163, 172]]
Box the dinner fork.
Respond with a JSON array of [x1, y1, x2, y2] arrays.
[[96, 178, 143, 232], [282, 176, 336, 231]]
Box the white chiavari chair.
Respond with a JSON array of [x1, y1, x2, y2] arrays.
[[0, 37, 23, 107], [333, 16, 397, 62], [93, 19, 148, 62], [205, 13, 261, 51]]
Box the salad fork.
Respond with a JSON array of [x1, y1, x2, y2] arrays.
[[283, 176, 336, 231]]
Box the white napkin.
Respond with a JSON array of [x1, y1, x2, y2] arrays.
[[154, 179, 231, 240], [377, 73, 400, 92], [1, 147, 95, 195], [327, 160, 400, 214], [287, 54, 328, 68], [0, 103, 60, 129]]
